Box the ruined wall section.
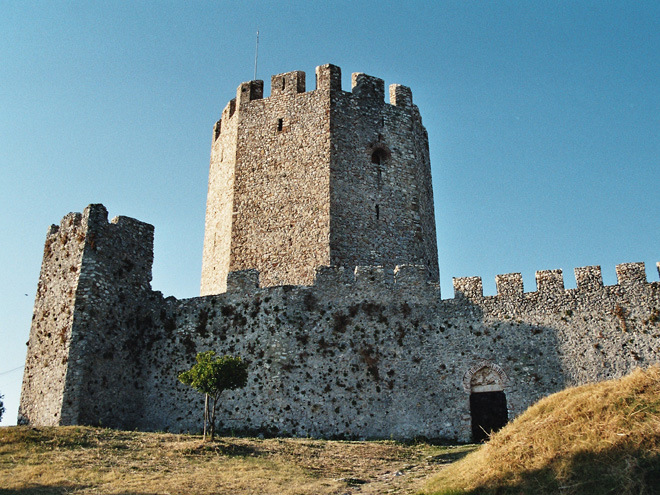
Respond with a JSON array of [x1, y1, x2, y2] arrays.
[[201, 95, 239, 295], [66, 206, 157, 428], [328, 74, 439, 281], [20, 205, 158, 428], [18, 212, 87, 425]]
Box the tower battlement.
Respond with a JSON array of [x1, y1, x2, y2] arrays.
[[213, 65, 419, 142]]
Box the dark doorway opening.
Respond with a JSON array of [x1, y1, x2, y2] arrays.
[[470, 391, 508, 442]]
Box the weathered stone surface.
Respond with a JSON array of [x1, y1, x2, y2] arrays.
[[19, 65, 660, 442], [19, 204, 155, 427]]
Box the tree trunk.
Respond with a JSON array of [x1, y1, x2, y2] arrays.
[[203, 394, 209, 441], [210, 394, 218, 441]]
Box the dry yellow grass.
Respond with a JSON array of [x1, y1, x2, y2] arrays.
[[422, 366, 660, 495], [0, 426, 473, 494]]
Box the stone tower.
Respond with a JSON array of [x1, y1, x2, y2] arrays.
[[201, 64, 438, 295]]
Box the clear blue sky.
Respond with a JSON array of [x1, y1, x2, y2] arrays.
[[2, 1, 659, 425]]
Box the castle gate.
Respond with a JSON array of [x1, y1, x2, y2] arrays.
[[464, 362, 509, 442]]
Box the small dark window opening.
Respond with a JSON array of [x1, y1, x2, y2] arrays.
[[372, 151, 385, 189], [277, 119, 283, 132], [375, 204, 380, 219], [281, 78, 286, 90]]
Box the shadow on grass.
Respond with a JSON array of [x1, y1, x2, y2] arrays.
[[428, 447, 478, 466], [0, 489, 161, 495], [182, 439, 263, 458], [0, 485, 90, 495], [1, 427, 96, 450], [430, 448, 660, 495]]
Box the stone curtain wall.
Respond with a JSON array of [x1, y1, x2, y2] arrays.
[[137, 262, 660, 441], [21, 208, 660, 440]]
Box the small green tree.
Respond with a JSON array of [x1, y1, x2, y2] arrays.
[[178, 351, 248, 441], [0, 393, 4, 423]]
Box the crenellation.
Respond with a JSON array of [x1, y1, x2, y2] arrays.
[[615, 262, 647, 286], [46, 224, 59, 237], [82, 203, 108, 228], [354, 266, 394, 286], [226, 269, 260, 292], [222, 98, 236, 121], [453, 276, 483, 300], [236, 80, 264, 106], [389, 84, 413, 108], [315, 64, 341, 92], [351, 72, 385, 101], [57, 212, 82, 235], [393, 264, 429, 285], [535, 269, 564, 293], [314, 265, 355, 287], [495, 272, 524, 297], [271, 70, 306, 96], [575, 265, 603, 291]]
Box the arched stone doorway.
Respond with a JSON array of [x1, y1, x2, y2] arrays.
[[463, 361, 509, 442]]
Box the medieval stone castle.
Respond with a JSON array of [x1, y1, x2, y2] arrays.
[[19, 64, 660, 442]]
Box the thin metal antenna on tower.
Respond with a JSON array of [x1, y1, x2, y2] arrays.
[[253, 28, 259, 80]]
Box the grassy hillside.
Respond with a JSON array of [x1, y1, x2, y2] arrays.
[[3, 368, 658, 494], [0, 426, 473, 494], [422, 366, 660, 495]]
